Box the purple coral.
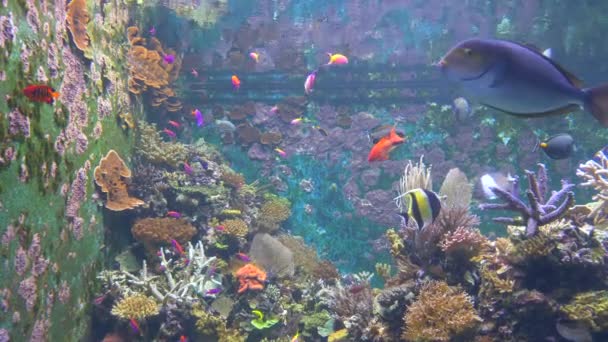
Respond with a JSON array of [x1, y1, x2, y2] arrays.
[[28, 233, 41, 258], [8, 109, 30, 138], [0, 13, 16, 51], [14, 247, 29, 276], [479, 164, 574, 236], [65, 166, 88, 218], [0, 328, 8, 342]]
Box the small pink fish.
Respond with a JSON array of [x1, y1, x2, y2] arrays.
[[290, 117, 303, 125], [304, 71, 317, 94], [172, 239, 185, 256], [274, 147, 287, 158], [183, 161, 193, 175], [191, 68, 198, 77], [236, 252, 251, 262], [191, 109, 203, 127], [327, 53, 348, 65], [214, 225, 225, 231], [167, 211, 181, 218], [249, 52, 259, 63], [270, 105, 279, 113], [93, 293, 107, 305], [163, 128, 176, 138], [164, 54, 175, 64], [206, 288, 222, 295], [129, 318, 140, 335], [168, 120, 181, 129], [149, 26, 156, 36]]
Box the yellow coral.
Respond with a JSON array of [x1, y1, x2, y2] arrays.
[[221, 219, 249, 238], [479, 264, 514, 295], [193, 304, 246, 341], [111, 294, 159, 319], [328, 329, 348, 342], [561, 290, 608, 331], [511, 234, 555, 262], [402, 281, 480, 341], [386, 229, 405, 257], [94, 150, 145, 211], [137, 121, 188, 166], [257, 197, 291, 232]]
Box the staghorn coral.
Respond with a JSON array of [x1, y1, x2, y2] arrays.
[[111, 294, 159, 320], [66, 0, 90, 53], [99, 241, 221, 303], [561, 290, 608, 332], [257, 196, 291, 232], [221, 218, 249, 238], [137, 122, 188, 166], [249, 233, 295, 278], [439, 168, 472, 209], [480, 163, 575, 236], [577, 149, 608, 224], [131, 217, 196, 255], [395, 156, 432, 212], [402, 281, 480, 341], [235, 264, 266, 294], [94, 150, 145, 211]]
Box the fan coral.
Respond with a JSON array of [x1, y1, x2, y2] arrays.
[[561, 290, 608, 332], [480, 164, 574, 236], [221, 219, 249, 238], [439, 168, 472, 209], [66, 0, 90, 53], [249, 233, 295, 278], [257, 196, 291, 232], [235, 264, 266, 293], [137, 122, 188, 166], [111, 294, 159, 320], [131, 217, 196, 255], [94, 150, 145, 211], [402, 281, 480, 341]]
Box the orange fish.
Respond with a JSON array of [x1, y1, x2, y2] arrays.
[[22, 85, 60, 104], [231, 75, 241, 90], [327, 53, 349, 65], [367, 127, 405, 162]]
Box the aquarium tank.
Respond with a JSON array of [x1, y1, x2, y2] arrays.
[[2, 0, 608, 341]]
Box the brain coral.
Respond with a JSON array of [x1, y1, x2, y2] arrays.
[[111, 294, 159, 320]]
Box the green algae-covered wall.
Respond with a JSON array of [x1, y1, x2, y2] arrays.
[[0, 1, 138, 340]]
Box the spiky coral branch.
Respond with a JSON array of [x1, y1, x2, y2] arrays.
[[479, 164, 574, 237]]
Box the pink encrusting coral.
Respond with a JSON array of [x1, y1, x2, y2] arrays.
[[18, 276, 37, 312], [8, 108, 30, 137], [440, 226, 489, 255], [14, 246, 29, 276], [66, 162, 90, 218]]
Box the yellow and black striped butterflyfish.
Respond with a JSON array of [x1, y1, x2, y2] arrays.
[[398, 188, 441, 231]]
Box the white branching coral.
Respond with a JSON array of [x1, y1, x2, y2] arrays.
[[98, 241, 221, 303]]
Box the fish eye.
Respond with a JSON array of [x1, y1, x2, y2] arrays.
[[463, 48, 473, 56]]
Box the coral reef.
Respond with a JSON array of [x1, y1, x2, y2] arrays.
[[561, 291, 608, 332], [256, 196, 291, 232], [94, 150, 144, 211], [402, 281, 480, 341], [480, 164, 575, 236], [111, 294, 159, 320], [235, 264, 266, 294], [131, 217, 196, 255], [137, 121, 188, 166]]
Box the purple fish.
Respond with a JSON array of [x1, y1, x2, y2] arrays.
[[167, 211, 181, 218], [236, 253, 251, 262], [191, 109, 203, 127], [205, 288, 222, 295], [149, 26, 156, 36], [439, 38, 608, 127], [164, 54, 175, 64], [183, 161, 193, 175]]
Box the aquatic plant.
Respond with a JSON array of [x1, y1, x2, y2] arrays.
[[93, 150, 144, 211], [479, 164, 575, 236], [249, 233, 295, 278], [561, 290, 608, 332], [111, 294, 159, 320], [402, 281, 480, 341]]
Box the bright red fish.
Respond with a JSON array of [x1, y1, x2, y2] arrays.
[[367, 127, 405, 162], [171, 239, 185, 256], [179, 336, 188, 342], [231, 75, 241, 90], [168, 120, 181, 128], [23, 85, 60, 104]]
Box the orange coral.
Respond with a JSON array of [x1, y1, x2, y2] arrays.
[[94, 150, 144, 211], [126, 26, 182, 112], [235, 264, 266, 294], [66, 0, 90, 52], [131, 217, 196, 254]]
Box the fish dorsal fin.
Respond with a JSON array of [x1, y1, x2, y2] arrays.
[[514, 42, 583, 88]]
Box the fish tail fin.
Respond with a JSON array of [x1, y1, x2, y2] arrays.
[[584, 84, 608, 127]]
